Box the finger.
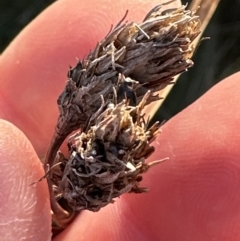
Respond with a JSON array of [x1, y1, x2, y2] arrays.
[[54, 72, 240, 241], [0, 0, 180, 155], [0, 119, 51, 241]]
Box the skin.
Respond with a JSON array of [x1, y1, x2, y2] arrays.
[[1, 0, 240, 240]]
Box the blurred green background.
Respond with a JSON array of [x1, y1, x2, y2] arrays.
[[0, 0, 240, 122]]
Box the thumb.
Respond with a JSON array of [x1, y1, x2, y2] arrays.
[[0, 119, 51, 241]]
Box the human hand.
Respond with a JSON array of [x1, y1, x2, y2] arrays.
[[1, 0, 240, 240]]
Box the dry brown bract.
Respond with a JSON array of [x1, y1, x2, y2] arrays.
[[46, 1, 202, 232]]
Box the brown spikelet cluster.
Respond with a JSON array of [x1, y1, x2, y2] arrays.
[[45, 2, 202, 231], [58, 92, 162, 212]]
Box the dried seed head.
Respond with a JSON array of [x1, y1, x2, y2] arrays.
[[58, 92, 161, 211], [46, 2, 202, 231], [55, 3, 201, 141]]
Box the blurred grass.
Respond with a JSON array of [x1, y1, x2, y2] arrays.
[[0, 0, 56, 52], [0, 0, 240, 122]]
